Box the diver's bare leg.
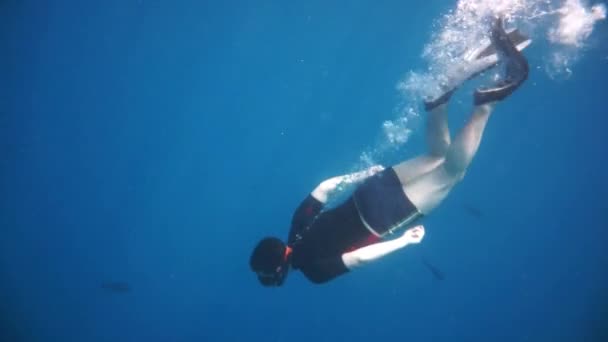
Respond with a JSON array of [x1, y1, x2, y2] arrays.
[[392, 103, 451, 184], [443, 103, 494, 175], [426, 103, 451, 157], [402, 103, 496, 214]]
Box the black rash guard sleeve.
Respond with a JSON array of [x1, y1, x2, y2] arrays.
[[288, 194, 323, 245]]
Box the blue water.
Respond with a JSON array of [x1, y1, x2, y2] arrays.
[[2, 1, 608, 341]]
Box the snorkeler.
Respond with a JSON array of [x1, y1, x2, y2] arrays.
[[250, 17, 530, 286]]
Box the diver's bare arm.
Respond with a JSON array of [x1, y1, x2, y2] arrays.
[[311, 165, 385, 203], [341, 226, 425, 270]]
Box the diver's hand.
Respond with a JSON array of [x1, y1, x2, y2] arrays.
[[357, 164, 384, 180], [402, 225, 425, 244], [367, 164, 385, 175], [312, 164, 385, 203], [341, 164, 384, 184]]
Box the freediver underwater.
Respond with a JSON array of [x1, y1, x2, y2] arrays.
[[250, 17, 532, 286]]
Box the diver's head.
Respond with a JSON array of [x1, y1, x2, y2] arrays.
[[250, 237, 292, 287]]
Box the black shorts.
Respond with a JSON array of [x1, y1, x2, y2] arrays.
[[353, 167, 422, 236]]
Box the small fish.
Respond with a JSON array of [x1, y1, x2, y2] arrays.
[[463, 204, 483, 219], [421, 257, 445, 281], [101, 281, 131, 293]]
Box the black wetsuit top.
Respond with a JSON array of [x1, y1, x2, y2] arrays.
[[288, 195, 378, 284], [288, 168, 422, 284]]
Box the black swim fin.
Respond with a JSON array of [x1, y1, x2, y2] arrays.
[[473, 17, 530, 105], [424, 26, 532, 111], [475, 28, 530, 60]]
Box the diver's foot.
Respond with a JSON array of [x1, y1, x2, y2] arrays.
[[473, 17, 529, 106], [424, 88, 455, 112]]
